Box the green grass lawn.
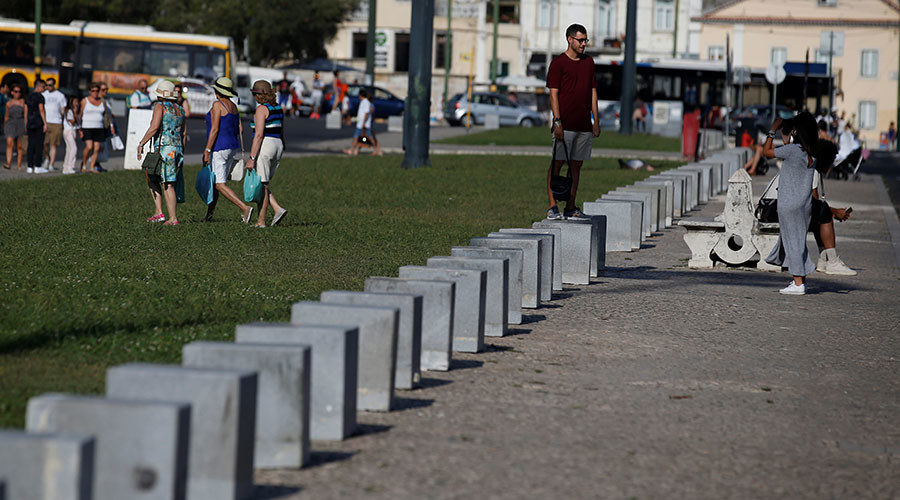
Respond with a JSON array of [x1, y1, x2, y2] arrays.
[[0, 154, 679, 427], [436, 127, 682, 152]]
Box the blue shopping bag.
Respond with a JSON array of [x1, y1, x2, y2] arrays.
[[195, 163, 216, 205], [175, 169, 185, 203], [243, 168, 262, 203]]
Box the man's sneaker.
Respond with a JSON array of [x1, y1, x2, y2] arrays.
[[26, 167, 34, 173], [816, 253, 827, 272], [33, 167, 49, 174], [547, 206, 564, 220], [779, 282, 806, 295], [824, 257, 857, 276], [564, 206, 584, 218]]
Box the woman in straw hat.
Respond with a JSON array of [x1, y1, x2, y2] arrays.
[[246, 80, 288, 227], [136, 80, 185, 225], [201, 76, 253, 223]]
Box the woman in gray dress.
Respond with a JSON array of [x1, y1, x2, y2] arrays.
[[4, 84, 26, 170], [762, 111, 837, 295]]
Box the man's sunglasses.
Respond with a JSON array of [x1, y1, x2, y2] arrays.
[[571, 37, 589, 44]]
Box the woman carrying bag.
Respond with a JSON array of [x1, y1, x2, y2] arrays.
[[137, 80, 186, 226], [244, 80, 288, 227]]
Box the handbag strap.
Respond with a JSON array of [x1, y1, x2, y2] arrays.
[[551, 138, 573, 178], [759, 173, 778, 199]]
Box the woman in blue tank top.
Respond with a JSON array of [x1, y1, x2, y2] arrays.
[[201, 77, 253, 223]]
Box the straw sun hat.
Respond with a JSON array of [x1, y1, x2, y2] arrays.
[[155, 80, 177, 100], [212, 77, 237, 97]]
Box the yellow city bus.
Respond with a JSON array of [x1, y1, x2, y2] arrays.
[[0, 19, 235, 97]]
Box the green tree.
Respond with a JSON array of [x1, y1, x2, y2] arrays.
[[0, 0, 360, 65]]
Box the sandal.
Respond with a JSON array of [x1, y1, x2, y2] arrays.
[[242, 207, 254, 224], [146, 213, 166, 223], [163, 220, 179, 226]]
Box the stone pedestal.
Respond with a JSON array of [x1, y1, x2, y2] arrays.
[[291, 302, 398, 412], [473, 235, 543, 305], [602, 192, 653, 235], [584, 201, 639, 251], [425, 256, 508, 336], [320, 291, 423, 389], [532, 220, 591, 285], [106, 364, 257, 500], [450, 246, 524, 320], [497, 228, 562, 291], [487, 232, 552, 301], [235, 323, 357, 441], [182, 341, 311, 469], [0, 430, 94, 500]]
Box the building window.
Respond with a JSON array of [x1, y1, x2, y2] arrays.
[[770, 47, 787, 67], [655, 0, 674, 31], [708, 45, 724, 61], [859, 101, 876, 129], [394, 33, 410, 72], [861, 49, 878, 78], [352, 33, 367, 59], [817, 0, 837, 6], [597, 0, 614, 38], [486, 1, 520, 24], [538, 0, 556, 28], [435, 33, 449, 69]]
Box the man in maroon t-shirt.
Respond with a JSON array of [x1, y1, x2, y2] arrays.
[[545, 23, 600, 219]]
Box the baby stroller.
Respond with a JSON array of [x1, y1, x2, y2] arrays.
[[828, 147, 864, 181]]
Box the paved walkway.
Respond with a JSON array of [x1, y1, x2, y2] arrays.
[[255, 172, 900, 499]]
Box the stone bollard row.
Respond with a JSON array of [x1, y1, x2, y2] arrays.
[[2, 149, 750, 499]]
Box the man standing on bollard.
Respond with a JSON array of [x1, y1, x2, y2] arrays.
[[546, 23, 600, 220]]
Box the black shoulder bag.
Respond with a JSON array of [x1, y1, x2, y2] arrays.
[[549, 138, 573, 201], [754, 174, 778, 222]]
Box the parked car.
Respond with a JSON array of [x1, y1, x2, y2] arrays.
[[731, 105, 796, 135], [444, 92, 545, 127], [148, 77, 216, 117], [598, 102, 620, 130], [321, 84, 404, 118]]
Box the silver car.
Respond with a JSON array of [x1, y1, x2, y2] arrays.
[[444, 92, 545, 127]]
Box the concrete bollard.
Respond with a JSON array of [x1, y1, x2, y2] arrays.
[[325, 111, 341, 130], [602, 191, 653, 235], [388, 115, 403, 133], [498, 228, 562, 291], [648, 174, 685, 217], [485, 233, 552, 301], [561, 216, 605, 277], [235, 323, 357, 441], [584, 201, 639, 252], [450, 246, 525, 325], [106, 363, 257, 500], [632, 181, 674, 228], [658, 170, 698, 211], [26, 394, 190, 499], [291, 302, 398, 412], [320, 291, 422, 389], [426, 256, 508, 336], [617, 185, 666, 229], [467, 238, 537, 308], [397, 266, 486, 354], [364, 278, 454, 371], [0, 430, 94, 500], [182, 341, 311, 469], [484, 114, 500, 129], [680, 164, 712, 203], [533, 220, 592, 285]]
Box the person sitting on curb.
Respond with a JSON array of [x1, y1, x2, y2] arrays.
[[545, 23, 600, 220]]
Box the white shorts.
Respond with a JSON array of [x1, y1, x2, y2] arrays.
[[257, 137, 284, 183], [553, 130, 593, 162], [211, 148, 238, 183]]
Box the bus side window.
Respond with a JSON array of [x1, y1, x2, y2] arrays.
[[95, 41, 143, 73], [0, 32, 34, 66]]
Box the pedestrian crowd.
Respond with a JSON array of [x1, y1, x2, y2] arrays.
[[2, 77, 119, 174], [135, 77, 287, 228]]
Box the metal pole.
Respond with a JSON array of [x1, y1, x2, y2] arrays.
[[619, 0, 637, 135], [896, 15, 899, 151], [803, 48, 809, 110], [34, 0, 42, 80], [490, 0, 499, 84], [772, 81, 777, 125], [443, 0, 452, 108], [672, 0, 680, 58], [402, 0, 435, 169], [725, 33, 731, 139], [365, 0, 377, 86]]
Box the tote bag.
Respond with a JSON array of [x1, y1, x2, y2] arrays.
[[195, 163, 216, 204], [243, 169, 262, 203]]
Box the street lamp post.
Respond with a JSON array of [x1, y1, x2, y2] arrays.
[[619, 0, 637, 135], [401, 0, 435, 169]]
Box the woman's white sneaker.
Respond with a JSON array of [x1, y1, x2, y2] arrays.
[[779, 282, 806, 295], [824, 258, 857, 276]]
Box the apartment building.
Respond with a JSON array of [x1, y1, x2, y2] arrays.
[[695, 0, 899, 143]]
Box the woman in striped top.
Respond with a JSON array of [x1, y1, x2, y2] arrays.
[[245, 80, 287, 227]]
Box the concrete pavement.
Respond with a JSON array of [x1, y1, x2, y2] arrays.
[[254, 171, 899, 499]]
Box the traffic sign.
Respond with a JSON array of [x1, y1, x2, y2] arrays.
[[765, 64, 786, 85], [733, 67, 752, 85]]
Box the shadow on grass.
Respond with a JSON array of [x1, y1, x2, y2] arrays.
[[0, 318, 222, 356], [252, 485, 302, 499]]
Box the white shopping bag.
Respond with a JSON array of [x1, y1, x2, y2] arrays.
[[110, 135, 125, 151], [231, 158, 244, 181]]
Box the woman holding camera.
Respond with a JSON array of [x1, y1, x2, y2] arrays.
[[762, 111, 837, 295]]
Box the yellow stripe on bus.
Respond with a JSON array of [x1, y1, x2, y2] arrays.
[[0, 26, 229, 50]]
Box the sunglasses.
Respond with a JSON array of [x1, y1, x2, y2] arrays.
[[11, 90, 20, 93], [90, 89, 99, 92]]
